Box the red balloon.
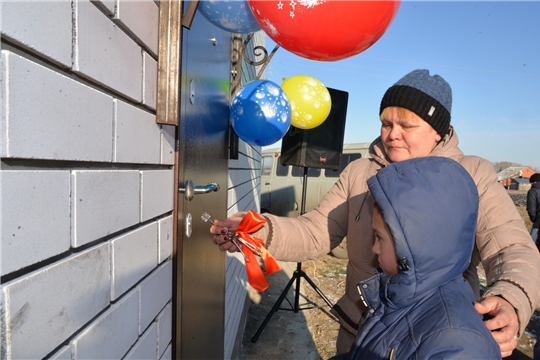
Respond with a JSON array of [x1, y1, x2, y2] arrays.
[[248, 1, 400, 61]]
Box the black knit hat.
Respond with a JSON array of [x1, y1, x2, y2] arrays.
[[530, 173, 540, 183], [380, 69, 452, 137]]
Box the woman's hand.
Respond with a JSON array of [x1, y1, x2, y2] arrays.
[[474, 296, 520, 357], [209, 216, 243, 253]]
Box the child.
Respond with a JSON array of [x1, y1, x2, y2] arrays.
[[337, 156, 501, 359]]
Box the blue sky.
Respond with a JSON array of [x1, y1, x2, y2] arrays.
[[261, 1, 540, 170]]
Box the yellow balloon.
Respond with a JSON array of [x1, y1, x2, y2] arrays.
[[281, 75, 332, 129]]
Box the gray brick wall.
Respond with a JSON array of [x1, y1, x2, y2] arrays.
[[1, 1, 264, 358], [1, 1, 174, 359]]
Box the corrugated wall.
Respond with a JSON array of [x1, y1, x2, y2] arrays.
[[224, 31, 266, 359]]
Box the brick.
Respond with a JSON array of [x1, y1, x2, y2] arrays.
[[139, 260, 172, 333], [0, 291, 4, 352], [157, 303, 172, 358], [225, 261, 247, 339], [72, 170, 140, 247], [161, 125, 175, 165], [49, 346, 71, 360], [0, 53, 4, 154], [0, 1, 72, 67], [227, 173, 238, 207], [227, 203, 240, 218], [72, 288, 139, 360], [228, 172, 235, 189], [1, 171, 70, 275], [114, 99, 161, 164], [116, 0, 159, 56], [2, 244, 110, 360], [92, 0, 115, 17], [143, 51, 157, 109], [74, 1, 142, 101], [125, 322, 158, 360], [160, 344, 172, 360], [1, 51, 113, 161], [111, 223, 158, 300], [158, 216, 173, 263], [140, 170, 174, 222]]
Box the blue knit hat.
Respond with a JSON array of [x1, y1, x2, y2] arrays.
[[380, 69, 452, 137]]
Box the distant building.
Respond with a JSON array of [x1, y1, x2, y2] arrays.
[[497, 166, 536, 189], [511, 178, 532, 191]]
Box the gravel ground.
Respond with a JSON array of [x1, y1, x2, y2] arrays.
[[508, 191, 528, 207]]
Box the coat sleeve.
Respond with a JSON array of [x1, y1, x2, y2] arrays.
[[253, 159, 368, 263], [526, 188, 538, 223], [414, 328, 501, 359], [462, 156, 540, 336]]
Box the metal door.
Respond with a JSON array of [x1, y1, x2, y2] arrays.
[[175, 10, 230, 359]]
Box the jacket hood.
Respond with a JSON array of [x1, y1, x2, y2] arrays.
[[367, 157, 479, 307]]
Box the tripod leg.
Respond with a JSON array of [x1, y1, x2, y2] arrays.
[[251, 274, 297, 343], [300, 272, 334, 309], [293, 267, 302, 313]]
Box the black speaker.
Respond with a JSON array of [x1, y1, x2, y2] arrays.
[[280, 87, 348, 170]]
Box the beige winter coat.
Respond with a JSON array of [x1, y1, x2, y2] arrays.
[[254, 127, 540, 337]]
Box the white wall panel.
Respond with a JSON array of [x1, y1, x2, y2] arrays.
[[158, 215, 173, 263], [160, 125, 175, 165], [2, 244, 110, 359], [157, 303, 172, 358], [125, 322, 158, 360], [143, 51, 158, 110], [115, 0, 159, 55], [110, 223, 159, 300], [1, 51, 113, 161], [1, 171, 71, 275], [72, 170, 140, 247], [1, 1, 72, 67], [71, 288, 139, 359], [140, 170, 174, 222], [139, 261, 172, 333], [74, 1, 142, 101], [114, 99, 161, 164]]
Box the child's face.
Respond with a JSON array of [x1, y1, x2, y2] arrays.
[[372, 205, 399, 276]]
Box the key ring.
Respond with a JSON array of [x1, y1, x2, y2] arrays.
[[202, 212, 250, 261]]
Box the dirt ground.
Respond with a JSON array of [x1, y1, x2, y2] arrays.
[[296, 204, 539, 359]]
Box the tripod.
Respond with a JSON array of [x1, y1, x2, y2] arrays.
[[251, 166, 334, 343]]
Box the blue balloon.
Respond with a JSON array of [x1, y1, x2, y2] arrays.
[[231, 80, 291, 147], [198, 0, 261, 34]]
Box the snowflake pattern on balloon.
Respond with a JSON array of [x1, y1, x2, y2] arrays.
[[276, 0, 326, 18], [249, 0, 399, 61], [231, 81, 291, 146]]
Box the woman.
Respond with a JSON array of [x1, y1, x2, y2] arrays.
[[211, 69, 540, 356]]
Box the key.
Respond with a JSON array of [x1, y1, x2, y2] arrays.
[[201, 212, 250, 261], [202, 212, 235, 240], [235, 236, 262, 256]]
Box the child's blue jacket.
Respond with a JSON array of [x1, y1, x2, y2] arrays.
[[344, 157, 501, 360]]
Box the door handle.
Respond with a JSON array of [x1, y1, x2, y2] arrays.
[[265, 182, 270, 185], [179, 180, 220, 201]]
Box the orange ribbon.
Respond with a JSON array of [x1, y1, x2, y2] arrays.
[[236, 210, 281, 292]]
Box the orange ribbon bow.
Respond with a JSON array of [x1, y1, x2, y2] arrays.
[[236, 210, 281, 292]]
